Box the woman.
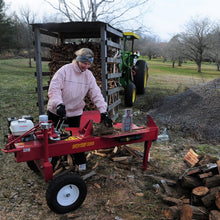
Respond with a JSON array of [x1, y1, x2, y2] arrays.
[[47, 48, 112, 171]]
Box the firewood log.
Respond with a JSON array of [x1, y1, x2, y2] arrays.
[[164, 205, 181, 220], [209, 210, 220, 220], [204, 175, 220, 188], [180, 205, 208, 220], [199, 172, 213, 179], [192, 186, 209, 197], [201, 186, 220, 208], [184, 148, 199, 167], [180, 205, 193, 220], [163, 196, 185, 206], [215, 192, 220, 210], [191, 186, 209, 206], [181, 175, 202, 189]]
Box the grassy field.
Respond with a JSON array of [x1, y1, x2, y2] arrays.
[[146, 57, 219, 91]]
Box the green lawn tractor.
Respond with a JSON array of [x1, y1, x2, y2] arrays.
[[120, 32, 149, 106]]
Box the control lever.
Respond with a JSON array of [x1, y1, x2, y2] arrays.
[[55, 116, 67, 132]]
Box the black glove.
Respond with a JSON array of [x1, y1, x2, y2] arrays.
[[56, 104, 66, 117], [101, 112, 113, 127]]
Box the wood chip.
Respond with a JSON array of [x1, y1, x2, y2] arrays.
[[94, 183, 101, 189]]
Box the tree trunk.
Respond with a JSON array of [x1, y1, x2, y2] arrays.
[[178, 57, 182, 66], [197, 62, 201, 73], [28, 57, 32, 68]]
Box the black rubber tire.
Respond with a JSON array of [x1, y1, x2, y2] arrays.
[[134, 60, 148, 94], [124, 82, 136, 107], [46, 173, 87, 214], [27, 161, 39, 173], [26, 157, 59, 173]]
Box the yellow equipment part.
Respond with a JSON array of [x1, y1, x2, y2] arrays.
[[123, 32, 140, 39]]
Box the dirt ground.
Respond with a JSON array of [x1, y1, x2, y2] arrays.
[[0, 78, 220, 220]]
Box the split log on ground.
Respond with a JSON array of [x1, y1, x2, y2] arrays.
[[145, 174, 177, 186], [82, 170, 96, 181], [113, 146, 118, 154], [216, 192, 220, 210], [67, 154, 73, 166], [180, 175, 202, 189], [180, 205, 208, 220], [179, 163, 217, 180], [203, 175, 220, 188], [122, 145, 140, 158], [93, 150, 107, 157], [184, 148, 199, 167], [201, 186, 220, 208], [164, 205, 181, 220], [111, 156, 133, 164], [186, 167, 202, 176], [53, 167, 63, 176], [199, 172, 213, 179], [161, 179, 173, 196], [209, 210, 220, 220], [128, 146, 144, 157]]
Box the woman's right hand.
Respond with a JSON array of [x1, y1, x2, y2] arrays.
[[56, 104, 66, 117]]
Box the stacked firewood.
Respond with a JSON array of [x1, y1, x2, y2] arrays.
[[48, 42, 120, 111], [160, 148, 220, 220]]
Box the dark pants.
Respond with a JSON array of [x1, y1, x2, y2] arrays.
[[47, 111, 86, 165]]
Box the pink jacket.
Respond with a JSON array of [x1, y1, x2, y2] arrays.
[[47, 60, 107, 117]]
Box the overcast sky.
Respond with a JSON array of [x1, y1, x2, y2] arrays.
[[5, 0, 220, 42]]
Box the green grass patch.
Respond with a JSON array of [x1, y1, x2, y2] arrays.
[[0, 59, 50, 143], [195, 144, 220, 157]]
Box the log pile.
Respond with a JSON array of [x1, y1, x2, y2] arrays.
[[52, 144, 144, 177], [161, 149, 220, 220], [48, 42, 120, 112]]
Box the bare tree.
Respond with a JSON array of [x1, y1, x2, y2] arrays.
[[19, 6, 36, 67], [135, 35, 161, 60], [207, 26, 220, 71], [179, 17, 213, 73], [164, 35, 185, 68], [44, 0, 150, 30]]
